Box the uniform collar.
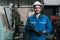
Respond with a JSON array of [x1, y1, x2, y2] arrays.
[[33, 13, 42, 19]]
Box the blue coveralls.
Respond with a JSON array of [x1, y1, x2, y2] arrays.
[[25, 13, 52, 40]]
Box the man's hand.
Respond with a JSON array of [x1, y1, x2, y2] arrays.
[[36, 31, 43, 37], [35, 30, 46, 37], [28, 23, 35, 32]]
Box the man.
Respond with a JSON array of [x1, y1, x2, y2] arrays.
[[25, 1, 52, 40], [12, 8, 20, 40]]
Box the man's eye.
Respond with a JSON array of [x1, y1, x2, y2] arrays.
[[34, 7, 41, 9]]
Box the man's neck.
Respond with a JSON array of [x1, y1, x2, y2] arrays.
[[35, 13, 40, 19]]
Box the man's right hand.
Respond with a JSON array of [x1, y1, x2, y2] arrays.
[[28, 23, 35, 32]]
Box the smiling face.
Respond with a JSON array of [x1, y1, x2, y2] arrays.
[[34, 5, 42, 14]]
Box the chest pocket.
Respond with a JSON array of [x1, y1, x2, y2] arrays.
[[39, 21, 47, 30]]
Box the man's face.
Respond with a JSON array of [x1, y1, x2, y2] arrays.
[[34, 5, 41, 14]]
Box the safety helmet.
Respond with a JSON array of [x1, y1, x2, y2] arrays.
[[33, 1, 42, 7]]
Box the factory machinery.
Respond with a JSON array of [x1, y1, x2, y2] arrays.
[[0, 3, 60, 40]]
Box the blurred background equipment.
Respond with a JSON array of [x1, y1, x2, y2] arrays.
[[0, 0, 60, 40]]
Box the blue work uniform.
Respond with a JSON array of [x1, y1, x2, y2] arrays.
[[25, 13, 52, 40]]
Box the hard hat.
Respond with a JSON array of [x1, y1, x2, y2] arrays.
[[33, 1, 42, 7]]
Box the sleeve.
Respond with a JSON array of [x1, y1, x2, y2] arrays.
[[46, 17, 52, 34], [24, 18, 30, 33]]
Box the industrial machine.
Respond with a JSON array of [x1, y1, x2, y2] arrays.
[[0, 3, 21, 40], [0, 6, 13, 40], [50, 16, 60, 40]]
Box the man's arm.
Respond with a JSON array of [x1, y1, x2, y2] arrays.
[[45, 17, 52, 34], [24, 19, 29, 32]]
